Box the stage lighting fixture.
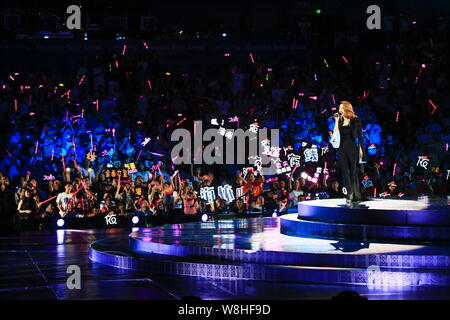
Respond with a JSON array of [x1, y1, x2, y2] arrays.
[[132, 216, 140, 224], [56, 218, 65, 227], [201, 214, 208, 222], [316, 9, 321, 14], [221, 33, 228, 37]]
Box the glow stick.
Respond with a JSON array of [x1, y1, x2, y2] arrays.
[[373, 187, 377, 198], [157, 165, 162, 177], [142, 41, 149, 50], [395, 111, 399, 122], [34, 141, 39, 155], [428, 99, 438, 114], [78, 74, 86, 85], [61, 90, 71, 98], [14, 99, 17, 112], [72, 138, 77, 159], [171, 170, 179, 179], [331, 94, 336, 105], [415, 65, 424, 83], [115, 60, 119, 68], [135, 149, 143, 162], [8, 75, 15, 81], [291, 97, 298, 109], [51, 149, 54, 161], [122, 45, 127, 56], [309, 96, 318, 100], [38, 195, 58, 206], [249, 53, 254, 63], [342, 56, 349, 64], [149, 152, 164, 157], [147, 80, 153, 90], [323, 59, 329, 68], [90, 134, 93, 151], [95, 99, 99, 112], [62, 155, 66, 171], [291, 79, 295, 86], [176, 117, 187, 126], [393, 162, 397, 176]]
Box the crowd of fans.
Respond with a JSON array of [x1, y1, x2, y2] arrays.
[[0, 13, 448, 230]]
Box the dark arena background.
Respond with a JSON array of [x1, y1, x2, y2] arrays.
[[0, 0, 449, 309]]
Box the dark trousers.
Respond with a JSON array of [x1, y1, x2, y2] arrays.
[[338, 144, 362, 200]]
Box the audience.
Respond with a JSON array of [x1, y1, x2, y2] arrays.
[[0, 13, 448, 230]]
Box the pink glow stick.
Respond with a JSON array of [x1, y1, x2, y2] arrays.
[[176, 117, 187, 126], [149, 152, 164, 157], [62, 155, 66, 171], [78, 74, 86, 85]]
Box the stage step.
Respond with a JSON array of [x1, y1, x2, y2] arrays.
[[281, 214, 450, 241], [89, 237, 450, 287]]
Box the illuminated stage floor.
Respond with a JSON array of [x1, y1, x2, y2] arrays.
[[89, 216, 450, 289]]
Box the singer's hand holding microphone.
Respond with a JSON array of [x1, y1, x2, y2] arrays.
[[330, 112, 341, 120]]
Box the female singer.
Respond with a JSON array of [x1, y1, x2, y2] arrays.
[[330, 101, 367, 206]]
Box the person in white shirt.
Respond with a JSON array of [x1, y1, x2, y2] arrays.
[[56, 183, 74, 217]]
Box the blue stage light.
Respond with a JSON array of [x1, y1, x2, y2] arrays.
[[132, 216, 140, 224], [57, 218, 65, 227], [201, 214, 209, 222]]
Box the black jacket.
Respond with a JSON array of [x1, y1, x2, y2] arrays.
[[338, 116, 367, 162]]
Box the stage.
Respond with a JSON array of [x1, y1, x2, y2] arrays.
[[88, 198, 450, 289]]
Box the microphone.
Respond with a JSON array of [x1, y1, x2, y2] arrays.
[[329, 113, 340, 119]]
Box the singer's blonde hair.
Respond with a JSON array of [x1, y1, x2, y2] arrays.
[[339, 101, 357, 119]]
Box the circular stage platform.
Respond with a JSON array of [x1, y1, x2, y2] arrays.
[[280, 198, 450, 241], [297, 198, 450, 226], [89, 216, 450, 287]]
